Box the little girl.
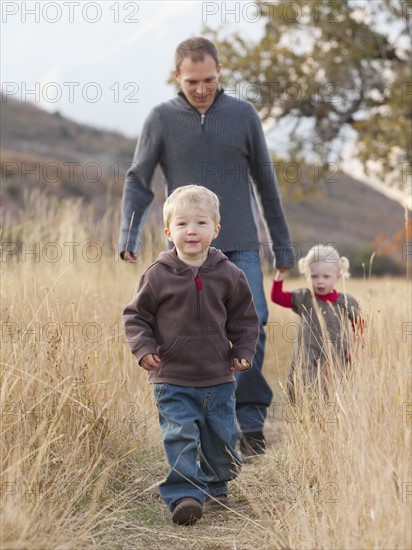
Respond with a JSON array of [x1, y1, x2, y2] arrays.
[[271, 244, 364, 402]]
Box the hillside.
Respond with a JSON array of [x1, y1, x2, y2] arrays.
[[1, 97, 407, 264], [283, 174, 405, 249], [1, 96, 136, 218]]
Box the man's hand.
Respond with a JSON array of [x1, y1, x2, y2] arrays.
[[124, 250, 138, 263], [231, 358, 251, 372], [274, 270, 286, 282], [139, 353, 161, 371]]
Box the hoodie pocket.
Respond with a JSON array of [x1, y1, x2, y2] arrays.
[[159, 335, 232, 381], [207, 335, 231, 362], [160, 336, 187, 363]]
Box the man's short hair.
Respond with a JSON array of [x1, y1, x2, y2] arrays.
[[175, 37, 219, 70], [163, 185, 221, 228]]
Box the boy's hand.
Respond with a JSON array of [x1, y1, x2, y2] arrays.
[[231, 358, 251, 371], [139, 353, 161, 371]]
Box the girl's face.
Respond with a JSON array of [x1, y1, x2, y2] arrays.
[[309, 261, 340, 295]]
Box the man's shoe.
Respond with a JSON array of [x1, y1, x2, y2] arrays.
[[240, 431, 266, 458], [204, 494, 228, 510], [171, 497, 203, 525]]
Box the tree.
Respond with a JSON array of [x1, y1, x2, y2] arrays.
[[203, 0, 411, 190]]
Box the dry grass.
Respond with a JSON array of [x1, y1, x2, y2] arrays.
[[1, 195, 411, 549]]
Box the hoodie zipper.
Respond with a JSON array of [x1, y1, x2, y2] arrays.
[[195, 270, 202, 320], [200, 114, 205, 131]]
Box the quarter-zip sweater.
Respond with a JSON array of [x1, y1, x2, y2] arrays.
[[119, 89, 295, 267], [123, 247, 259, 387]]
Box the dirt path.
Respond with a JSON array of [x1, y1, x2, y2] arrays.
[[106, 408, 286, 550]]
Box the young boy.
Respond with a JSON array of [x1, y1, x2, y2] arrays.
[[123, 185, 259, 525]]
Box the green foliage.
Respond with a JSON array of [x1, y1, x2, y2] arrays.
[[58, 125, 71, 139], [341, 244, 405, 277], [61, 176, 84, 196], [203, 0, 411, 188], [6, 182, 20, 198]]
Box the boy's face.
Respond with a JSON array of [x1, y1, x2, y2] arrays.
[[164, 206, 220, 266], [309, 261, 340, 295]]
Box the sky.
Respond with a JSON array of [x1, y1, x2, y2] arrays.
[[1, 0, 265, 137]]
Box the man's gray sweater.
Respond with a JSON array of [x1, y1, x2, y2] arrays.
[[119, 89, 295, 267]]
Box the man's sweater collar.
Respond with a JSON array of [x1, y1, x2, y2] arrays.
[[177, 87, 225, 112]]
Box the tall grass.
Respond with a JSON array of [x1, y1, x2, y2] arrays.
[[257, 275, 411, 549], [1, 193, 411, 549]]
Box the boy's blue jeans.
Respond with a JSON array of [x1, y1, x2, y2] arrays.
[[153, 382, 241, 511], [226, 249, 273, 434]]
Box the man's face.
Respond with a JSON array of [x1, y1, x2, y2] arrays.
[[174, 54, 222, 114]]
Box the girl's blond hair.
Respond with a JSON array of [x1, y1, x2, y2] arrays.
[[298, 244, 350, 279], [163, 185, 220, 228]]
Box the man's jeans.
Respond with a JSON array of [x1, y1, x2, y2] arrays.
[[153, 382, 241, 510], [225, 249, 273, 434]]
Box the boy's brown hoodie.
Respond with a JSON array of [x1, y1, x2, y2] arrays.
[[123, 247, 259, 387]]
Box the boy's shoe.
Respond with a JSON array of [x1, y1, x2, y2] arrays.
[[240, 431, 266, 458], [204, 494, 228, 509], [171, 497, 203, 525]]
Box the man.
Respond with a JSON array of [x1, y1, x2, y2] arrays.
[[119, 36, 295, 456]]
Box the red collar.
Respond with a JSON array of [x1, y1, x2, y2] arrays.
[[315, 290, 339, 302]]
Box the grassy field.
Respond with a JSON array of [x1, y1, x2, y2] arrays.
[[1, 196, 411, 549]]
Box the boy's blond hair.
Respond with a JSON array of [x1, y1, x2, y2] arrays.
[[298, 244, 350, 279], [163, 185, 221, 228]]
